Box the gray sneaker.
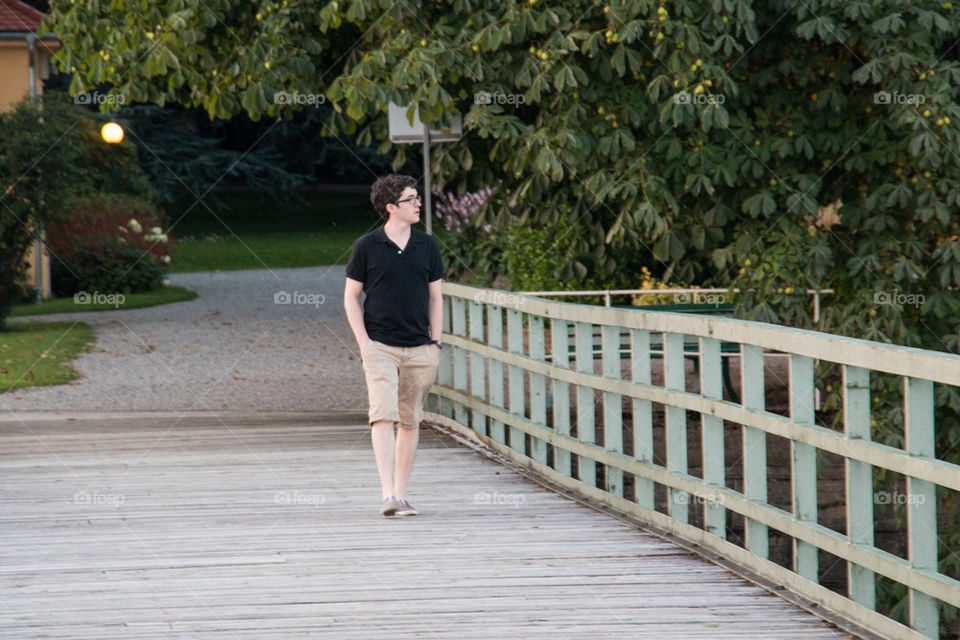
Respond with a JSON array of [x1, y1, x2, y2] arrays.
[[381, 495, 401, 516], [394, 498, 418, 516]]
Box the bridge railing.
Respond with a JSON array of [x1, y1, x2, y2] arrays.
[[426, 283, 960, 640]]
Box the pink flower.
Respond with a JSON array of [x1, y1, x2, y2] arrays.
[[433, 186, 496, 233]]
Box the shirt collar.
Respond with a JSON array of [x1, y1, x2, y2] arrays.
[[374, 226, 425, 245]]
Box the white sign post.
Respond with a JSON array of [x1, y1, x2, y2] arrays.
[[388, 103, 462, 235]]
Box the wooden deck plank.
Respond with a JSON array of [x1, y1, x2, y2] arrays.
[[0, 414, 856, 639]]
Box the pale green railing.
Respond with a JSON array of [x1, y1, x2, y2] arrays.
[[426, 283, 960, 640]]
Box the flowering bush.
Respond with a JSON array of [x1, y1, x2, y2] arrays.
[[432, 186, 504, 282], [630, 267, 682, 305], [433, 186, 495, 233], [46, 193, 175, 297]]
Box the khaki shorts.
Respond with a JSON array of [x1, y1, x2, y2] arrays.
[[361, 340, 440, 429]]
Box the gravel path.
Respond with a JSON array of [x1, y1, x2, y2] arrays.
[[2, 266, 369, 413]]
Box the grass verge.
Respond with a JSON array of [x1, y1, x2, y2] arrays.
[[10, 286, 197, 317], [0, 321, 96, 392], [167, 190, 378, 273]]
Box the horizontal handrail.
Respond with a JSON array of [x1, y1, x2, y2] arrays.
[[454, 283, 960, 386], [517, 286, 834, 321]]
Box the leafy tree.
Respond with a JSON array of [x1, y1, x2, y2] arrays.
[[44, 0, 960, 342]]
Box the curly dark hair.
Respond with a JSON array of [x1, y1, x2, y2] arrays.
[[370, 174, 418, 220]]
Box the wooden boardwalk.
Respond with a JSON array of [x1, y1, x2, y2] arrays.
[[0, 412, 858, 639]]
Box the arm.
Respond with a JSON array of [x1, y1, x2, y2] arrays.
[[344, 277, 369, 351], [428, 279, 443, 344]]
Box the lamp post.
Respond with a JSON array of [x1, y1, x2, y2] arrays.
[[100, 122, 124, 192]]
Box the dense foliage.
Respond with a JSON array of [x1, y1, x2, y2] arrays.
[[45, 0, 960, 346]]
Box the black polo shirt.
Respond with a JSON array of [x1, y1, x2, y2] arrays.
[[346, 226, 444, 347]]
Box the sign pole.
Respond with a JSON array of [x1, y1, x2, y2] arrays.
[[422, 122, 432, 236], [387, 102, 460, 237]]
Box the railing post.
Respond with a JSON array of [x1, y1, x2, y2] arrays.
[[665, 332, 688, 523], [701, 337, 726, 539], [487, 305, 506, 444], [603, 325, 623, 497], [790, 354, 818, 583], [437, 295, 453, 418], [507, 309, 526, 456], [529, 315, 548, 465], [575, 321, 596, 486], [452, 297, 468, 427], [632, 329, 654, 509], [844, 365, 875, 610], [742, 344, 768, 559], [905, 377, 938, 639], [551, 319, 572, 477], [469, 300, 487, 437]]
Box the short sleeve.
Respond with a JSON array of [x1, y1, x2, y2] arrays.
[[428, 236, 444, 282], [345, 237, 367, 282]]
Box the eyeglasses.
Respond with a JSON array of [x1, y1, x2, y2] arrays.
[[396, 195, 422, 205]]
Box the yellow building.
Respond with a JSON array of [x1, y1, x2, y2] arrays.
[[1, 0, 60, 299]]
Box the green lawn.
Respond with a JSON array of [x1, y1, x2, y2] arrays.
[[10, 286, 197, 317], [0, 321, 95, 392], [167, 190, 379, 272]]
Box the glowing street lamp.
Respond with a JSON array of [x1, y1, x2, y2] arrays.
[[100, 122, 124, 143], [100, 122, 124, 192]]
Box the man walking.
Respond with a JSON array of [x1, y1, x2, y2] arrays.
[[344, 174, 444, 517]]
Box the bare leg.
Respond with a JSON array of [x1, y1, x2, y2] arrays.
[[393, 426, 420, 499], [370, 421, 395, 500]]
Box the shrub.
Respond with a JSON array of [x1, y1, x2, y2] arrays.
[[46, 194, 175, 296], [503, 217, 603, 294], [433, 187, 506, 284]]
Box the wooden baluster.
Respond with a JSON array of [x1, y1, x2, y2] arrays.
[[844, 365, 875, 610], [790, 354, 818, 582], [603, 325, 623, 497], [529, 315, 548, 465], [488, 305, 505, 444], [507, 309, 526, 456], [452, 297, 468, 426], [575, 321, 596, 486], [701, 337, 725, 539], [551, 319, 572, 477], [468, 300, 487, 437], [665, 332, 687, 523], [742, 344, 768, 559], [632, 329, 654, 509], [905, 377, 938, 639]]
